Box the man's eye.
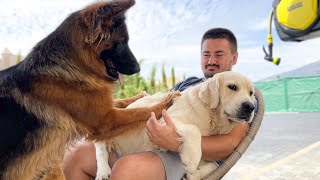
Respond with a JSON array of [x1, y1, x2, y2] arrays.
[[228, 84, 237, 91]]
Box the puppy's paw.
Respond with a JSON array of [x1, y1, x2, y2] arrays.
[[95, 167, 111, 180], [95, 175, 110, 180], [180, 156, 199, 175], [158, 147, 167, 152], [180, 147, 201, 174], [186, 172, 201, 180], [181, 173, 187, 180]]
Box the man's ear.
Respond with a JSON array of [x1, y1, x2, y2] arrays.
[[198, 75, 220, 109], [231, 52, 238, 65], [82, 0, 135, 44]]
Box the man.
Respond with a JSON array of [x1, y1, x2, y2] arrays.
[[63, 28, 249, 180]]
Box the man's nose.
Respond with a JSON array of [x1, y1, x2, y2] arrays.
[[208, 56, 217, 64]]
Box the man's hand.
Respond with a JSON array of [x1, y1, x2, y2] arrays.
[[146, 109, 182, 152]]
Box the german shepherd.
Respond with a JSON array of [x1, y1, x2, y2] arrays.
[[0, 0, 175, 179]]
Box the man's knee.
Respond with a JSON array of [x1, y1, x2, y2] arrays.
[[63, 141, 97, 178], [64, 142, 95, 164], [111, 152, 165, 180]]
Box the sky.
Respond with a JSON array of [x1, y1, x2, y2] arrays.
[[1, 0, 320, 82]]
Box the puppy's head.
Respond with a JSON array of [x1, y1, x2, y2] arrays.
[[199, 71, 256, 123], [70, 0, 139, 81]]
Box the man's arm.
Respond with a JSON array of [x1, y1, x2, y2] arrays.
[[201, 123, 248, 161], [147, 110, 249, 161]]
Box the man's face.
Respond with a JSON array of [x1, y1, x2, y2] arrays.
[[201, 38, 238, 78]]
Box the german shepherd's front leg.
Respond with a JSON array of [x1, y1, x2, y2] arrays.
[[94, 91, 179, 140], [113, 91, 148, 108]]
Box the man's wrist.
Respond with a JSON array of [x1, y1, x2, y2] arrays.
[[177, 143, 183, 153], [171, 139, 183, 152], [229, 123, 249, 148]]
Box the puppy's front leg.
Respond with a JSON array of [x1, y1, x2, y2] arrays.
[[176, 124, 202, 175], [113, 91, 148, 108], [94, 141, 112, 180]]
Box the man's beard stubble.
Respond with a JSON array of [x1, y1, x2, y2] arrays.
[[204, 64, 219, 78]]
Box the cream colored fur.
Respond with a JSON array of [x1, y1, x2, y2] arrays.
[[94, 71, 256, 180]]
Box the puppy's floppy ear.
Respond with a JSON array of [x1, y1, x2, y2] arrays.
[[198, 75, 220, 109], [82, 0, 135, 44]]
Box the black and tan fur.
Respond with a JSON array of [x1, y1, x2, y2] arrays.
[[0, 0, 174, 179]]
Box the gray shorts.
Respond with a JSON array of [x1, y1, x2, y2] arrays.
[[152, 150, 221, 180], [152, 150, 186, 180]]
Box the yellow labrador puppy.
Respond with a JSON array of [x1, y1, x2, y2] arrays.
[[94, 71, 256, 180]]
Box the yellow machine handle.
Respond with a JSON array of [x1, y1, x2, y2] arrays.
[[263, 9, 281, 65]]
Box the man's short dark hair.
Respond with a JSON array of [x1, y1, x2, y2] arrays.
[[201, 28, 238, 53]]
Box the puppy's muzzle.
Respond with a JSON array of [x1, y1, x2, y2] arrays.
[[239, 102, 255, 121]]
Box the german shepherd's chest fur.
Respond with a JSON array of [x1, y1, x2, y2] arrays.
[[0, 96, 42, 177], [0, 64, 83, 179]]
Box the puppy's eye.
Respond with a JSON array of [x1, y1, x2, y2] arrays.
[[249, 91, 253, 96], [228, 84, 237, 91]]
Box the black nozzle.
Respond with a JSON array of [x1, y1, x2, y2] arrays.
[[263, 45, 281, 65]]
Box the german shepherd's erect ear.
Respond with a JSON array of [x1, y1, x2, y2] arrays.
[[82, 0, 135, 45]]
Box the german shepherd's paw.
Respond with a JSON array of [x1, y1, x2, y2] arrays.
[[172, 90, 182, 98], [149, 91, 180, 119], [137, 91, 148, 97], [162, 91, 181, 108]]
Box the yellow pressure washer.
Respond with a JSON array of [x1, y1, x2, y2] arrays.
[[263, 0, 320, 65]]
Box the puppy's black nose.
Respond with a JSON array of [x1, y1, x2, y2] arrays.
[[242, 102, 254, 114]]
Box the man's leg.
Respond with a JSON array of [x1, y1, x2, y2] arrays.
[[63, 141, 97, 180], [110, 151, 186, 180], [63, 142, 184, 180], [63, 141, 118, 180], [110, 151, 166, 180], [63, 144, 166, 180]]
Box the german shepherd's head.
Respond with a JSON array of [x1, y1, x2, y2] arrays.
[[83, 0, 140, 81], [82, 0, 139, 81], [44, 0, 139, 82]]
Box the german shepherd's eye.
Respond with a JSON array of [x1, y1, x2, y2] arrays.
[[120, 37, 128, 43], [105, 42, 113, 49], [228, 84, 237, 91]]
